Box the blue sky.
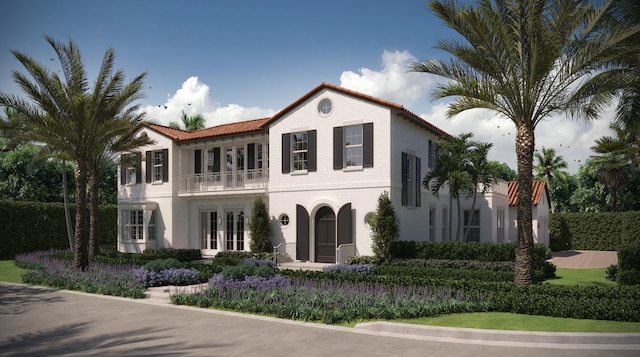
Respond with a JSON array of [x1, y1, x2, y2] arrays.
[[1, 0, 613, 173]]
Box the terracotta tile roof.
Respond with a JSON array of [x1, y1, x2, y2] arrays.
[[266, 82, 450, 138], [144, 117, 270, 142], [508, 180, 550, 207], [143, 83, 450, 142]]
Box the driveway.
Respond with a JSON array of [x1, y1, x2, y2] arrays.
[[1, 283, 638, 357], [548, 250, 618, 269]]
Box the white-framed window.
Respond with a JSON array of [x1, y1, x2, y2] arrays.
[[463, 210, 481, 242], [152, 150, 164, 182], [127, 210, 144, 240], [292, 132, 308, 171], [148, 210, 156, 241], [344, 125, 363, 167], [225, 210, 246, 251], [200, 211, 217, 250], [126, 166, 137, 185], [318, 98, 332, 115], [123, 208, 157, 241], [497, 209, 505, 243], [120, 153, 141, 186], [402, 152, 420, 207], [279, 214, 290, 227], [207, 149, 216, 173]]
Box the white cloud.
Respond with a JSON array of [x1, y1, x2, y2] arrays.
[[339, 50, 435, 105], [141, 76, 275, 127], [420, 103, 617, 174]]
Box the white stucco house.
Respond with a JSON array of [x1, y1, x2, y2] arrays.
[[117, 83, 550, 262]]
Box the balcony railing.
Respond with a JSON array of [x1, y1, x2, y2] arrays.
[[180, 169, 268, 193]]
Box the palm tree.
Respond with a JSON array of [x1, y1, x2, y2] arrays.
[[170, 110, 205, 132], [590, 128, 633, 213], [0, 36, 148, 269], [534, 147, 568, 212], [424, 133, 475, 242], [411, 0, 637, 285], [463, 140, 495, 242], [84, 47, 153, 256]]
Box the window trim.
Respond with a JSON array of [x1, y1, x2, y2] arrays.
[[146, 149, 169, 183], [334, 123, 373, 170], [463, 209, 481, 242], [402, 152, 421, 207], [120, 203, 158, 243]]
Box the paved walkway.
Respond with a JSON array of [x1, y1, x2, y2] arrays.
[[1, 283, 639, 356], [548, 250, 618, 269]]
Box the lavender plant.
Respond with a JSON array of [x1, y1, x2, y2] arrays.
[[132, 267, 201, 287], [322, 263, 375, 274]]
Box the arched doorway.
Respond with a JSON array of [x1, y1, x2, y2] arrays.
[[315, 206, 335, 263]]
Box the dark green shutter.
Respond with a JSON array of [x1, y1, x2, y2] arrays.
[[308, 130, 317, 172], [296, 205, 309, 261], [282, 133, 291, 173], [333, 126, 343, 170], [363, 123, 373, 168], [401, 152, 408, 206], [337, 203, 352, 246], [120, 154, 126, 185], [247, 143, 255, 170], [146, 151, 152, 183], [162, 148, 169, 182], [195, 149, 202, 174], [416, 157, 421, 207], [213, 147, 220, 172]]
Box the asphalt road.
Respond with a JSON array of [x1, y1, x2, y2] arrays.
[[0, 283, 637, 357]]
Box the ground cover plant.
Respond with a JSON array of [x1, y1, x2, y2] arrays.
[[172, 260, 492, 324]]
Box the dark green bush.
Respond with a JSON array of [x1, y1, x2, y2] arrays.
[[142, 248, 202, 262], [550, 212, 640, 251], [606, 264, 618, 281], [0, 201, 117, 260], [617, 269, 640, 286], [385, 259, 514, 272], [347, 255, 378, 265], [617, 244, 640, 286], [220, 262, 275, 280], [143, 258, 181, 272], [375, 265, 515, 282]]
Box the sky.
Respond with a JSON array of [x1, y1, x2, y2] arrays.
[[0, 0, 615, 174]]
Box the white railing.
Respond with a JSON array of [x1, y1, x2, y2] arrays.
[[180, 169, 268, 193], [273, 242, 297, 266], [336, 243, 357, 264]]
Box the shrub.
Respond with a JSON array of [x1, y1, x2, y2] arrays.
[[347, 255, 378, 265], [142, 248, 202, 262], [371, 191, 400, 263], [220, 262, 276, 281], [249, 197, 272, 253], [132, 267, 202, 287], [617, 269, 640, 286], [617, 244, 640, 286], [606, 264, 618, 281], [549, 212, 640, 251], [143, 258, 181, 272], [322, 263, 375, 274]]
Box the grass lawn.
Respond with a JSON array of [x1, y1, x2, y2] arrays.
[[393, 312, 640, 333], [0, 260, 25, 284], [545, 268, 616, 287]]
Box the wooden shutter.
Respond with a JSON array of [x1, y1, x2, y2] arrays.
[[296, 205, 309, 261], [416, 157, 421, 207], [363, 123, 374, 168], [162, 148, 169, 182], [247, 143, 255, 170], [282, 133, 291, 174], [308, 130, 317, 172], [213, 147, 220, 172], [428, 140, 433, 168], [135, 153, 142, 184], [401, 152, 408, 206], [333, 126, 343, 170], [194, 149, 202, 174], [337, 203, 353, 246], [145, 151, 152, 183], [120, 154, 126, 185]]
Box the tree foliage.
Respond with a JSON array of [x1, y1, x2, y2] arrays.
[[371, 191, 400, 263], [249, 197, 272, 253]]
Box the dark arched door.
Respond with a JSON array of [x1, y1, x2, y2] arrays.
[[315, 206, 335, 263]]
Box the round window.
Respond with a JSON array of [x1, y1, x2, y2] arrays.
[[279, 214, 290, 227], [318, 98, 332, 115], [365, 212, 377, 227]]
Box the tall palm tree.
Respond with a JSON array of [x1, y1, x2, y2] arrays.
[[463, 140, 495, 242], [84, 46, 153, 256], [411, 0, 638, 285], [0, 36, 148, 269], [534, 146, 568, 212], [424, 133, 475, 242], [170, 110, 205, 132]]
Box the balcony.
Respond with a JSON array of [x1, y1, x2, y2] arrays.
[[180, 169, 268, 194]]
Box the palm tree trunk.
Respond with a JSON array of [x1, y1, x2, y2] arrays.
[[73, 160, 89, 270], [455, 196, 462, 242], [514, 124, 535, 286], [62, 159, 74, 251], [464, 188, 478, 242], [89, 170, 100, 256]]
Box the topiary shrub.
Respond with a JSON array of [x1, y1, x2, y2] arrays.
[[249, 197, 272, 253], [143, 258, 181, 272], [371, 191, 400, 264]]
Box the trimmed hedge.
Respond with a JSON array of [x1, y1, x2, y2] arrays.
[[390, 241, 550, 264], [0, 200, 117, 259], [618, 244, 640, 285], [550, 211, 640, 251]]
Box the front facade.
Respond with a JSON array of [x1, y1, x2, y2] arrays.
[[117, 83, 550, 261]]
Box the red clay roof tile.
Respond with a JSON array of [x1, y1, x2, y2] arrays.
[[508, 180, 550, 207]]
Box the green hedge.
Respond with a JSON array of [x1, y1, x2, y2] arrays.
[[390, 241, 550, 263], [0, 200, 117, 259], [550, 211, 640, 251]]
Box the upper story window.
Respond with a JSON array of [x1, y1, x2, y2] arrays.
[[318, 98, 332, 115], [120, 153, 141, 185], [333, 123, 373, 170], [146, 149, 169, 183], [402, 151, 421, 207], [344, 125, 363, 167], [282, 131, 317, 174]]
